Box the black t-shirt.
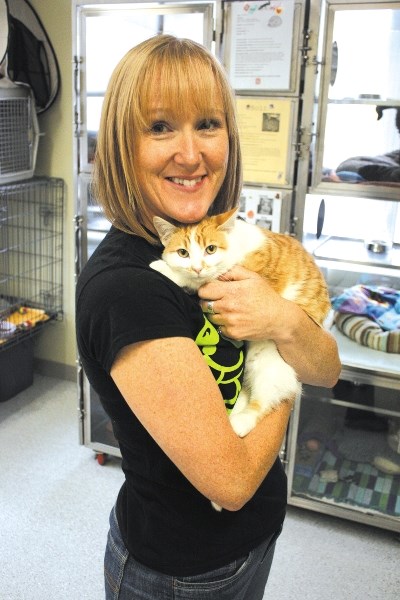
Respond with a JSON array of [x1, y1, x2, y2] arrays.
[[76, 225, 287, 576]]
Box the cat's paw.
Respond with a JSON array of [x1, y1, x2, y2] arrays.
[[230, 390, 249, 416], [211, 501, 223, 512], [149, 259, 165, 273], [229, 411, 257, 438]]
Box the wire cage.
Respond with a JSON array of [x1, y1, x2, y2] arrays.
[[0, 177, 64, 351]]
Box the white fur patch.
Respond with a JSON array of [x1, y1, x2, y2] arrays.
[[281, 282, 302, 302], [226, 220, 265, 264], [229, 339, 301, 437]]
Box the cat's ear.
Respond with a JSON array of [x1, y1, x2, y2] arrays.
[[153, 216, 179, 247], [216, 208, 238, 232]]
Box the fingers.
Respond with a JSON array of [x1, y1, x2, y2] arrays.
[[200, 298, 223, 321], [198, 281, 222, 302], [199, 301, 229, 339], [198, 266, 254, 314], [198, 266, 260, 301], [198, 269, 239, 301], [219, 265, 259, 282], [204, 300, 216, 315]]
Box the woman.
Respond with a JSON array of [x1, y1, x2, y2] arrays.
[[76, 35, 340, 599]]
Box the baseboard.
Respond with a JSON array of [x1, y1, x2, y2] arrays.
[[34, 358, 77, 382]]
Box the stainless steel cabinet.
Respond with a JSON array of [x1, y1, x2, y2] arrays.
[[286, 194, 400, 531], [74, 1, 217, 463], [285, 0, 400, 531]]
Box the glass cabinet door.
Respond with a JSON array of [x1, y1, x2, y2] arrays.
[[302, 193, 400, 295], [311, 1, 400, 192], [83, 373, 120, 459], [288, 378, 400, 530], [75, 2, 215, 173], [74, 3, 217, 459]]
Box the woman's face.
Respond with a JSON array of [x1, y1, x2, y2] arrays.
[[134, 91, 229, 228]]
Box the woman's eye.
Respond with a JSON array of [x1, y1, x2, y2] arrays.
[[149, 121, 170, 134], [205, 245, 217, 255], [198, 119, 221, 131], [177, 248, 189, 258]]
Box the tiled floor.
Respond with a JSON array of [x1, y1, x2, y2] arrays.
[[1, 374, 399, 599]]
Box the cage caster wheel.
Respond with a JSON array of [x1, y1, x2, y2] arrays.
[[95, 452, 107, 466]]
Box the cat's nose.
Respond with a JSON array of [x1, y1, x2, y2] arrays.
[[192, 266, 203, 275]]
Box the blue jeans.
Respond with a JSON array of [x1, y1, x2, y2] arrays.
[[104, 505, 282, 599]]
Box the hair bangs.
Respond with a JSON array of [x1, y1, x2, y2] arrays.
[[137, 45, 226, 126], [94, 35, 242, 243]]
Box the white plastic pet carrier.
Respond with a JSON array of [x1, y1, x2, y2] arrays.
[[0, 0, 60, 185], [0, 81, 39, 184]]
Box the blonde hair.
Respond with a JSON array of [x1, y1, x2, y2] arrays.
[[93, 34, 242, 244]]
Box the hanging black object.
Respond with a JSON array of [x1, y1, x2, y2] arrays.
[[0, 0, 7, 64], [316, 198, 325, 239], [1, 0, 60, 113]]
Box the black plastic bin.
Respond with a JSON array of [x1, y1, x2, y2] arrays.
[[0, 337, 34, 402]]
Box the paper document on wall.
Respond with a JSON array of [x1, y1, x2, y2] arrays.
[[229, 0, 295, 91], [236, 96, 293, 185]]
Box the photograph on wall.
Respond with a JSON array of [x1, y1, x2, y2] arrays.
[[238, 187, 282, 232], [228, 0, 295, 91], [236, 96, 294, 185]]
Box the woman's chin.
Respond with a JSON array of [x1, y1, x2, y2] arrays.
[[169, 197, 214, 224]]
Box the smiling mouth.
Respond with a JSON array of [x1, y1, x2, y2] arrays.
[[168, 176, 205, 188]]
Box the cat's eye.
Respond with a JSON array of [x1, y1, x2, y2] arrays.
[[205, 245, 217, 255], [177, 248, 189, 258]]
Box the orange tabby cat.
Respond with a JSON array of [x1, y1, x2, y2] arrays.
[[150, 208, 331, 439]]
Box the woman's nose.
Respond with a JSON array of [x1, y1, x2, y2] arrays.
[[174, 130, 201, 166]]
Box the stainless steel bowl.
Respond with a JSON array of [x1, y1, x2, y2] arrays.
[[365, 240, 389, 254]]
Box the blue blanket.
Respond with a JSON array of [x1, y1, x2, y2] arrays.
[[331, 285, 400, 331]]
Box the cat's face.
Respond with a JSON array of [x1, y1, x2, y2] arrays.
[[154, 210, 237, 282], [163, 223, 229, 280]]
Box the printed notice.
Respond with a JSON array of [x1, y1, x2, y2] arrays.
[[229, 0, 295, 91], [239, 187, 282, 232], [236, 96, 294, 185]]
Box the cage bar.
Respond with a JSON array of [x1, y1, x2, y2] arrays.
[[0, 177, 64, 350]]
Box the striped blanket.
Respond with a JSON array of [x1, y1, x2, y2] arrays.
[[332, 285, 400, 353]]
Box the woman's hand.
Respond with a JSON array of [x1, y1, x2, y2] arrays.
[[198, 265, 341, 388], [198, 265, 287, 342]]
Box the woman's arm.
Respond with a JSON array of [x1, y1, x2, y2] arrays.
[[198, 265, 341, 388], [111, 337, 292, 512], [110, 265, 339, 511]]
